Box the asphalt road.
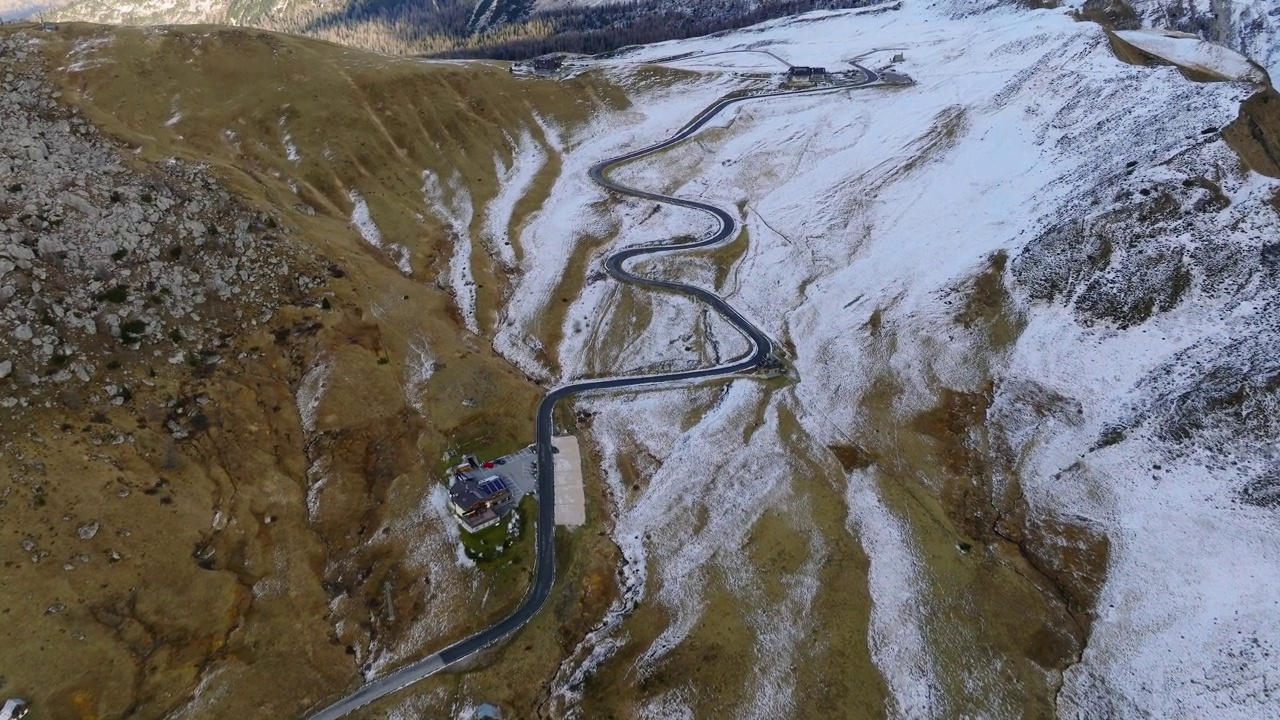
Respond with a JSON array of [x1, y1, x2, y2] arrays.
[[307, 65, 880, 720]]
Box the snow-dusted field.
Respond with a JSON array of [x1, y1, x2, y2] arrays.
[[465, 1, 1280, 717]]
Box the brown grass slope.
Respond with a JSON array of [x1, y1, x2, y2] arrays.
[[0, 23, 627, 720]]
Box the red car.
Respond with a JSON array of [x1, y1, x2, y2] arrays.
[[482, 462, 495, 469]]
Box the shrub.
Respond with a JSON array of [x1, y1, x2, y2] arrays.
[[119, 319, 147, 344], [96, 285, 129, 304]]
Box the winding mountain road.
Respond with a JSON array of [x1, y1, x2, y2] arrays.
[[308, 64, 881, 720]]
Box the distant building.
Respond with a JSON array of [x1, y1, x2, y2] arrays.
[[449, 476, 513, 533], [1, 699, 30, 720], [531, 55, 564, 72], [785, 66, 828, 86]]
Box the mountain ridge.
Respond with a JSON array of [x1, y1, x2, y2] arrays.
[[4, 0, 1275, 74]]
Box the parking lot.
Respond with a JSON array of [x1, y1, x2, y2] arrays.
[[468, 438, 584, 526], [551, 435, 586, 527], [482, 445, 538, 501]]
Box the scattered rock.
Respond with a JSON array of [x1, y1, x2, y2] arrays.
[[61, 192, 96, 216], [0, 31, 321, 415]]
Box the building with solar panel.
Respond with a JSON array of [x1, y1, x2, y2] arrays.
[[448, 475, 514, 532]]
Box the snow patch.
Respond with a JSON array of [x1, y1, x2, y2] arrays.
[[165, 664, 232, 720], [305, 456, 331, 523], [295, 358, 330, 435], [388, 243, 412, 275], [423, 170, 478, 334], [404, 332, 436, 413], [59, 34, 112, 73], [843, 469, 941, 717], [482, 129, 548, 268], [279, 116, 302, 162], [348, 190, 382, 248]]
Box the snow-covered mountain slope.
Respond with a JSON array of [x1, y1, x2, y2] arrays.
[[1114, 27, 1270, 82], [448, 1, 1280, 717], [0, 0, 59, 20], [1124, 0, 1280, 78]]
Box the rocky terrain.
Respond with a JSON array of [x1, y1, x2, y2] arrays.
[[1, 36, 311, 413], [0, 23, 621, 720]]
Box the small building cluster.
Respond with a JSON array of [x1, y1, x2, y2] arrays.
[[511, 55, 566, 77], [448, 454, 517, 533], [785, 66, 829, 86]]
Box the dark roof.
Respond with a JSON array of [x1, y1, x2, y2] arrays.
[[450, 481, 487, 513], [459, 508, 499, 530], [788, 66, 827, 76], [449, 477, 511, 513]]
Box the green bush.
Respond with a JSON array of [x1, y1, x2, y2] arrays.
[[119, 319, 147, 344], [96, 285, 129, 304]]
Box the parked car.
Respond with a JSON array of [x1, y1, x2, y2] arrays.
[[495, 458, 507, 465], [2, 698, 30, 720], [482, 461, 495, 469]]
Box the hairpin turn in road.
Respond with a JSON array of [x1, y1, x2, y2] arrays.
[[308, 63, 881, 720]]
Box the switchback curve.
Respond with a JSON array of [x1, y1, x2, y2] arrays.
[[308, 64, 881, 720]]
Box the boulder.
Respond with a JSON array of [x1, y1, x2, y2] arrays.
[[61, 192, 96, 217]]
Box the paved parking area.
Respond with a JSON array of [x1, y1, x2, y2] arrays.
[[471, 439, 584, 526], [551, 435, 586, 527], [482, 445, 538, 501]]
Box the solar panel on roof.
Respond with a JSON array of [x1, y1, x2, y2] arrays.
[[480, 479, 506, 495]]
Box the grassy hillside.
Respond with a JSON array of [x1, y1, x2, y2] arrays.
[[0, 22, 626, 720]]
